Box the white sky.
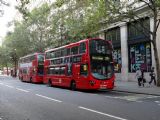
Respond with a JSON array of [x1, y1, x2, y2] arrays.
[[0, 0, 17, 42], [0, 0, 55, 45]]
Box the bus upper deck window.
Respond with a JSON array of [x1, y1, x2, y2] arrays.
[[79, 42, 86, 54]]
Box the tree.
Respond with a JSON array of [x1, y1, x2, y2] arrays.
[[53, 0, 106, 43], [0, 0, 9, 16], [29, 3, 52, 51], [0, 46, 12, 75], [3, 22, 33, 57], [103, 0, 160, 86], [15, 0, 107, 45], [16, 0, 30, 20]]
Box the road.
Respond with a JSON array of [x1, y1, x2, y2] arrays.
[[0, 76, 160, 120]]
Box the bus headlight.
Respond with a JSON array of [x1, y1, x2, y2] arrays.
[[89, 80, 95, 86]]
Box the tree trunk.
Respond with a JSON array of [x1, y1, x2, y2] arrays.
[[152, 8, 160, 86], [152, 38, 160, 86], [6, 64, 9, 76]]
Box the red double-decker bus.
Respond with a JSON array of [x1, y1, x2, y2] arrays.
[[43, 38, 115, 90], [18, 53, 44, 83]]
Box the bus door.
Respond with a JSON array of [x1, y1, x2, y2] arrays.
[[37, 66, 44, 76], [72, 64, 80, 79], [72, 64, 81, 87], [66, 63, 73, 87], [79, 64, 88, 88]]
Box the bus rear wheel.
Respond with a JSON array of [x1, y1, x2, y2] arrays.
[[47, 79, 52, 87], [21, 77, 23, 82], [30, 77, 32, 83], [70, 81, 76, 90]]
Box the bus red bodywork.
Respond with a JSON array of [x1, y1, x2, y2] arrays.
[[18, 53, 44, 83], [43, 38, 115, 90]]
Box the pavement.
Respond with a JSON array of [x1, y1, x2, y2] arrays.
[[114, 80, 160, 96], [1, 74, 160, 96]]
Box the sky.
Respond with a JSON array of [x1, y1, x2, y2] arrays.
[[0, 0, 17, 44], [0, 0, 54, 45]]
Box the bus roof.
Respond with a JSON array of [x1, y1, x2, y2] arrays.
[[45, 38, 107, 53], [19, 52, 44, 59]]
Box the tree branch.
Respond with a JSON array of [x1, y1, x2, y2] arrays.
[[130, 13, 153, 35], [139, 0, 154, 11], [156, 19, 160, 32]]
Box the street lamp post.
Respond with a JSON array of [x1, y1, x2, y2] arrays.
[[14, 49, 17, 77], [10, 49, 17, 77]]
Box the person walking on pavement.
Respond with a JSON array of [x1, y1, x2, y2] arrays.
[[141, 69, 146, 87], [149, 67, 156, 85], [136, 68, 142, 87]]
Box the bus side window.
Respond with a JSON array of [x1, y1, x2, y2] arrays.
[[79, 42, 86, 54], [80, 64, 88, 76], [60, 67, 65, 75], [67, 48, 70, 56], [71, 46, 79, 55], [67, 63, 72, 76]]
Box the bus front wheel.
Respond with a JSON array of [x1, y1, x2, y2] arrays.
[[70, 81, 76, 90]]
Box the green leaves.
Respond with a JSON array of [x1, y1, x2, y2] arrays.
[[16, 0, 30, 20]]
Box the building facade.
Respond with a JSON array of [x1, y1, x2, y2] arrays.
[[100, 1, 160, 82]]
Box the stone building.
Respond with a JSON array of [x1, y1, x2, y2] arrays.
[[100, 1, 160, 82]]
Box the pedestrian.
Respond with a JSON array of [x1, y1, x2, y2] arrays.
[[135, 68, 142, 87], [141, 69, 146, 87], [149, 67, 156, 85]]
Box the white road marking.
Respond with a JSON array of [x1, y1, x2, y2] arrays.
[[105, 95, 144, 102], [16, 88, 29, 93], [155, 101, 160, 103], [135, 101, 143, 103], [4, 85, 14, 88], [0, 82, 4, 85], [0, 117, 2, 120], [90, 94, 98, 96], [105, 96, 119, 99], [79, 106, 128, 120], [36, 94, 62, 103], [146, 96, 159, 99]]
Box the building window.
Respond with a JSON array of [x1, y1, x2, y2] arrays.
[[128, 18, 150, 41], [105, 27, 120, 43], [129, 42, 152, 72], [113, 48, 121, 73]]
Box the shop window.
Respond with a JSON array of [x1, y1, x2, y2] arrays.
[[129, 43, 152, 72], [113, 48, 121, 73]]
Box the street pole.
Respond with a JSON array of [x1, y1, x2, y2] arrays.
[[14, 49, 17, 77]]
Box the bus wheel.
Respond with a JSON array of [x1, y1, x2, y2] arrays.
[[21, 77, 23, 82], [70, 81, 76, 90], [47, 79, 52, 87], [30, 78, 32, 83]]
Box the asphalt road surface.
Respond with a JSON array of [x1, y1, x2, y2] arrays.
[[0, 76, 160, 120]]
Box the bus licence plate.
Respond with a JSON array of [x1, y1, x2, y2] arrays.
[[100, 84, 107, 89]]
